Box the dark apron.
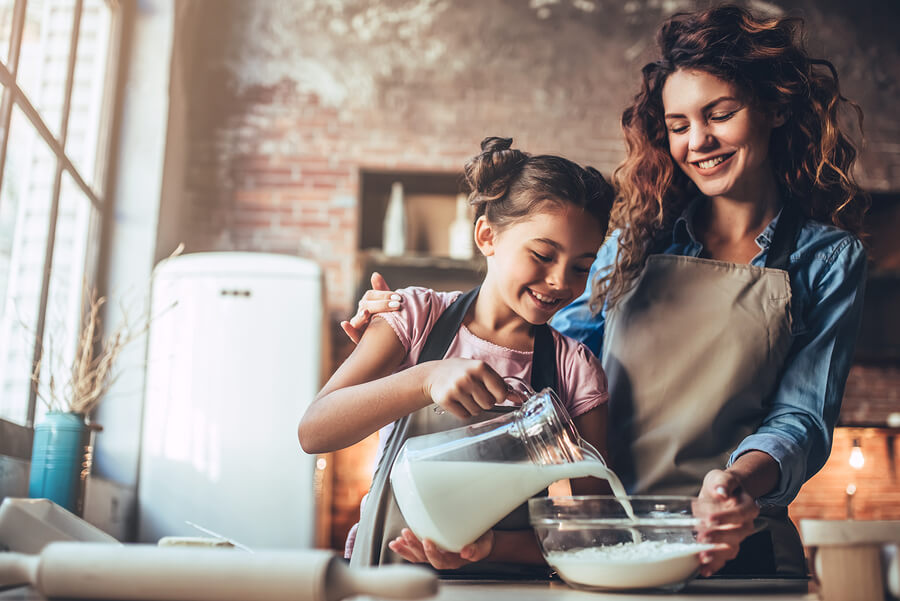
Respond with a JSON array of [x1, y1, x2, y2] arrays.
[[602, 203, 806, 576], [350, 287, 558, 578]]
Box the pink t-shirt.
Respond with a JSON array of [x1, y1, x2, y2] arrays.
[[374, 286, 608, 461], [345, 286, 609, 558]]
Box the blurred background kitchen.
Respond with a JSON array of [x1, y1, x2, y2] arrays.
[[0, 0, 897, 553]]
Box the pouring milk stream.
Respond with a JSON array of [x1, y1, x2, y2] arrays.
[[390, 382, 636, 552]]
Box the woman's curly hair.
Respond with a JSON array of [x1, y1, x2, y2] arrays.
[[593, 4, 867, 311]]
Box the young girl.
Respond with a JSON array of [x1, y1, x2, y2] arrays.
[[298, 136, 615, 572]]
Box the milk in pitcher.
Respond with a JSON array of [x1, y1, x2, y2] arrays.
[[392, 458, 631, 552]]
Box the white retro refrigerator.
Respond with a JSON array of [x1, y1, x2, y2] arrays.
[[138, 252, 325, 548]]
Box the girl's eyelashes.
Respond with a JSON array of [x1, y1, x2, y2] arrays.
[[574, 265, 592, 275], [531, 251, 552, 263]]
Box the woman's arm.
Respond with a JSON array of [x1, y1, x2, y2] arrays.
[[728, 236, 867, 505]]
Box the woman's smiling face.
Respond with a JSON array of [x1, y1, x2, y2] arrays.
[[662, 69, 782, 202]]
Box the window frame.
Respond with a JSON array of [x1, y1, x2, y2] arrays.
[[0, 0, 126, 457]]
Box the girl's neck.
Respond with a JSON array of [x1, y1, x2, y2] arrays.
[[464, 282, 535, 352]]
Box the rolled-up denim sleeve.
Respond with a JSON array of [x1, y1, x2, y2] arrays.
[[729, 236, 867, 505], [551, 232, 618, 357]]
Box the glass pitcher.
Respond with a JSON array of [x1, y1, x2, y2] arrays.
[[390, 384, 607, 552]]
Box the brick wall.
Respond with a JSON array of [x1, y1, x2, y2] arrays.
[[791, 427, 900, 523], [163, 0, 900, 550]]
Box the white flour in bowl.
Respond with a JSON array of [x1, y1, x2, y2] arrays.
[[546, 540, 718, 590]]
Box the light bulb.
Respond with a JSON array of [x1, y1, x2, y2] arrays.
[[849, 441, 865, 470]]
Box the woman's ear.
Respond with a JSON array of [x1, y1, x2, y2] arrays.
[[474, 216, 496, 257]]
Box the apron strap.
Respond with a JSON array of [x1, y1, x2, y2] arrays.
[[531, 321, 557, 392], [417, 287, 481, 364], [765, 201, 804, 271]]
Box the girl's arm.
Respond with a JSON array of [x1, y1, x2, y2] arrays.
[[299, 318, 508, 454], [298, 318, 421, 453]]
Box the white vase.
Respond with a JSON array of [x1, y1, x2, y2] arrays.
[[383, 182, 406, 257], [448, 193, 474, 260]]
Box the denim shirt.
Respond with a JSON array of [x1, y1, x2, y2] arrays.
[[552, 201, 868, 506]]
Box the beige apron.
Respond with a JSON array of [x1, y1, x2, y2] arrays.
[[602, 204, 806, 575], [350, 288, 557, 578]]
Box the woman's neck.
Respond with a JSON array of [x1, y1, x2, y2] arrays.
[[696, 175, 781, 262]]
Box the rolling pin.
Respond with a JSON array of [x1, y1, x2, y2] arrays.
[[0, 542, 438, 601]]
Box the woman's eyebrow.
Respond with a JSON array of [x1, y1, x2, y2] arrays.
[[664, 96, 741, 119]]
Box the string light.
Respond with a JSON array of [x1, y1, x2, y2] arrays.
[[849, 439, 865, 470]]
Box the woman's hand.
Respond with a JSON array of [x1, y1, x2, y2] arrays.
[[341, 272, 399, 344], [694, 469, 759, 577], [422, 359, 508, 419], [388, 528, 493, 569]]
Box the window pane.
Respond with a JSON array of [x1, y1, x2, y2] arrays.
[[0, 108, 55, 425], [0, 0, 15, 66], [34, 171, 92, 422], [19, 0, 77, 141], [66, 0, 110, 185]]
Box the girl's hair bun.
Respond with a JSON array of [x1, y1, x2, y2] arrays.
[[465, 137, 529, 209], [462, 136, 614, 235]]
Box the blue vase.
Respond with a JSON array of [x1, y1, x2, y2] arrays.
[[28, 412, 92, 514]]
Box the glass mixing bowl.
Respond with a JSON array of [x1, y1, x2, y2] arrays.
[[528, 495, 718, 592]]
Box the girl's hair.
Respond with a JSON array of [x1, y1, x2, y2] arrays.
[[594, 4, 868, 310], [464, 136, 614, 232]]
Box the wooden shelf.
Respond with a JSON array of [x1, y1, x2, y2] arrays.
[[360, 249, 484, 271], [356, 249, 484, 295], [356, 169, 482, 295]]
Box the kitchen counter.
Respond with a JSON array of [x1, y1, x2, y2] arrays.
[[1, 579, 818, 601], [374, 578, 818, 601]]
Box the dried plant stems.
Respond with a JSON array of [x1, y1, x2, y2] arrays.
[[32, 287, 150, 416]]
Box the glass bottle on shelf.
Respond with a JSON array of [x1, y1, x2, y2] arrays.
[[382, 181, 407, 257], [448, 193, 474, 260]]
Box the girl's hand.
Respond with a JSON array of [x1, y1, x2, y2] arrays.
[[694, 469, 759, 577], [388, 528, 494, 569], [341, 272, 397, 344], [423, 359, 508, 419]]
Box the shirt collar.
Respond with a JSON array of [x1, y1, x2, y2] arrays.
[[671, 196, 785, 251]]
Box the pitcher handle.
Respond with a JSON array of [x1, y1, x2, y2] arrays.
[[430, 375, 535, 415]]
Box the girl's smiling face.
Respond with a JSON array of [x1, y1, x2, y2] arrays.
[[477, 203, 604, 326], [662, 69, 783, 202]]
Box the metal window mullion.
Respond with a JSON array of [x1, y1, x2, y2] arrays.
[[0, 0, 29, 208], [84, 0, 125, 290], [0, 62, 103, 210], [25, 0, 86, 427]]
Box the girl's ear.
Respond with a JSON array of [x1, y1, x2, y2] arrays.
[[474, 216, 496, 257]]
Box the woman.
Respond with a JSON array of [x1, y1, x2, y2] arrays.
[[345, 5, 868, 577]]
